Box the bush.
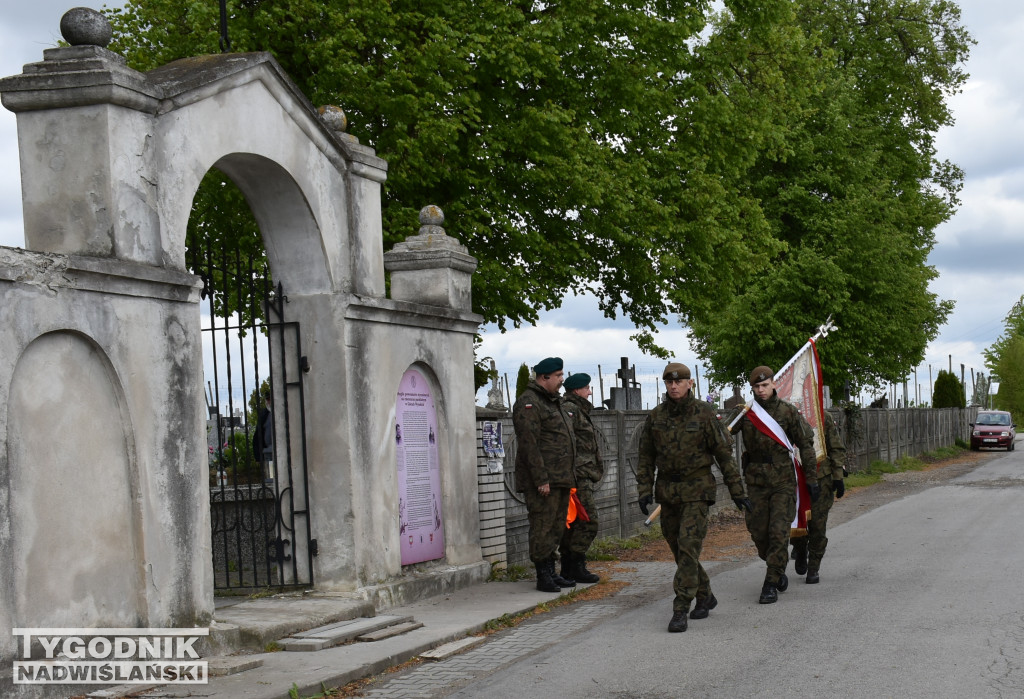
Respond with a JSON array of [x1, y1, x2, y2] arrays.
[[515, 363, 531, 400], [933, 370, 966, 408], [221, 430, 259, 481]]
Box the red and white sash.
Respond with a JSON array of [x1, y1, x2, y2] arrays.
[[747, 401, 811, 534]]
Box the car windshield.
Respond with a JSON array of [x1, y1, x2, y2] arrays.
[[978, 414, 1010, 425]]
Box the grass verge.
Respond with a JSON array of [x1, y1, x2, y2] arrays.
[[846, 444, 968, 488]]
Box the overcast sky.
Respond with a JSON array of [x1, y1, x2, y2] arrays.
[[2, 1, 1022, 409]]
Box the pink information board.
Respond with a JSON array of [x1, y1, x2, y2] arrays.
[[396, 368, 445, 564]]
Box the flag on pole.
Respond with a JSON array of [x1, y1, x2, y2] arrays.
[[770, 337, 828, 537], [772, 338, 828, 464]]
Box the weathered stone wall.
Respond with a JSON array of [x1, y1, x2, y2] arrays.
[[0, 250, 210, 663]]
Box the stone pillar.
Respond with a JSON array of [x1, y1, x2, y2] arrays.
[[318, 104, 389, 298], [383, 206, 477, 310], [0, 8, 163, 265]]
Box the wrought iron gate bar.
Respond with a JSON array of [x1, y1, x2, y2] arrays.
[[191, 240, 314, 592]]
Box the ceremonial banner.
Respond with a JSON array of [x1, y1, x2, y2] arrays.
[[772, 338, 828, 466], [772, 337, 828, 537]]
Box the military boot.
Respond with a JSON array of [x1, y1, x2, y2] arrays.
[[559, 554, 575, 583], [572, 553, 600, 584], [667, 610, 688, 633], [805, 568, 820, 584], [689, 592, 718, 619], [549, 560, 576, 588], [535, 562, 560, 593], [759, 580, 778, 604], [792, 541, 808, 575], [777, 573, 789, 592]]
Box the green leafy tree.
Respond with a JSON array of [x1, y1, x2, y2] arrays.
[[515, 363, 531, 401], [689, 0, 969, 391], [474, 353, 495, 393], [994, 337, 1024, 423], [104, 0, 969, 377], [984, 296, 1024, 373], [186, 172, 268, 329], [932, 369, 965, 409], [104, 0, 810, 355]]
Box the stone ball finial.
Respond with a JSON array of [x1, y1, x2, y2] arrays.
[[60, 8, 113, 47], [419, 205, 444, 227], [317, 105, 347, 132]]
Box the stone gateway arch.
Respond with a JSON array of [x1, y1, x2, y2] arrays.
[[0, 9, 485, 665]]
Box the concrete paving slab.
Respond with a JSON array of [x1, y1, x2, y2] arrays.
[[357, 621, 424, 642], [207, 656, 264, 677], [419, 636, 486, 660], [290, 614, 411, 639], [281, 615, 414, 651]]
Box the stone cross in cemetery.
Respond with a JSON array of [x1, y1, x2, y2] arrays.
[[608, 356, 642, 410]]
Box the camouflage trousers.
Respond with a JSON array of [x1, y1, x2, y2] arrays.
[[524, 487, 570, 564], [744, 479, 796, 584], [559, 483, 599, 557], [661, 500, 711, 612], [791, 477, 836, 573]]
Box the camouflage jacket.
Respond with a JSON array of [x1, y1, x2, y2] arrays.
[[564, 392, 604, 485], [637, 391, 745, 505], [821, 411, 846, 480], [731, 392, 817, 486], [512, 381, 577, 492]]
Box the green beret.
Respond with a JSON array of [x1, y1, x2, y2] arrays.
[[533, 357, 563, 375], [663, 362, 690, 380], [563, 373, 591, 391], [749, 365, 774, 385]]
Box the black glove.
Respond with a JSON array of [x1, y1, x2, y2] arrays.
[[833, 479, 845, 499], [808, 482, 821, 503], [733, 497, 753, 513], [638, 494, 654, 516]]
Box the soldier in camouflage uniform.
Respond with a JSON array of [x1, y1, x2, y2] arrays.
[[791, 410, 846, 584], [637, 363, 751, 633], [730, 365, 818, 604], [513, 357, 578, 593], [558, 372, 602, 584]]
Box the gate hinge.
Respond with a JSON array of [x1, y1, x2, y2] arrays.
[[310, 539, 319, 557]]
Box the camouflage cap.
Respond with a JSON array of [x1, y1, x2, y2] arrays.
[[749, 365, 774, 384], [663, 362, 691, 380], [563, 372, 591, 391], [533, 357, 563, 375]]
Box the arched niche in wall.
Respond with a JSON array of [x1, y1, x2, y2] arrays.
[[7, 331, 143, 628]]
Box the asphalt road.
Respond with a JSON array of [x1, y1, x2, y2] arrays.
[[447, 448, 1024, 699]]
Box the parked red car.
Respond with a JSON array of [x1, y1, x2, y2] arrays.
[[970, 410, 1017, 451]]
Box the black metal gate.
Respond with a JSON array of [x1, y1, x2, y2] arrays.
[[191, 244, 315, 592]]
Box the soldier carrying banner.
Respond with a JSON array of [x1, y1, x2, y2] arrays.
[[726, 319, 838, 603]]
